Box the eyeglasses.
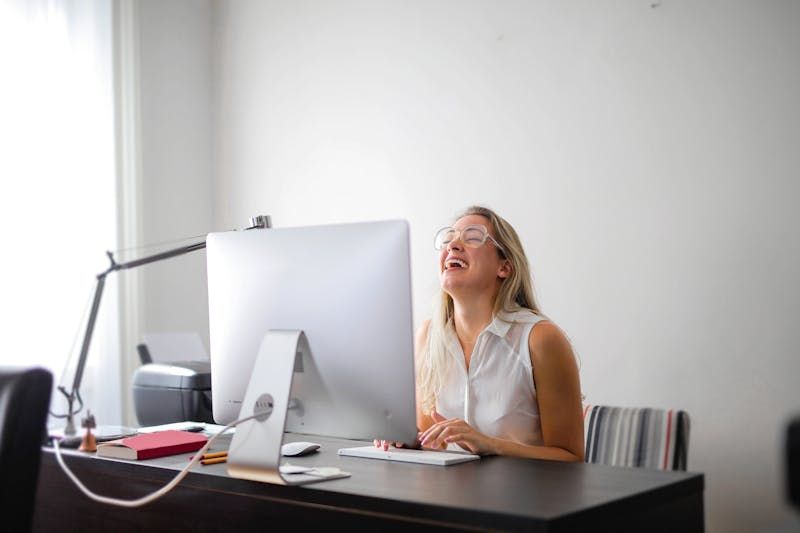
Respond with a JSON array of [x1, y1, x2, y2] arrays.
[[433, 224, 505, 254]]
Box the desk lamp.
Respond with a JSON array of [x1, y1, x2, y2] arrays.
[[52, 215, 272, 439]]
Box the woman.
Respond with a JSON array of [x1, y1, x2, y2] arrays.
[[381, 206, 584, 461]]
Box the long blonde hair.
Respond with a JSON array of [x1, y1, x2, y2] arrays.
[[417, 205, 542, 413]]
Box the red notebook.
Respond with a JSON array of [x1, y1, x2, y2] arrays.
[[96, 430, 208, 460]]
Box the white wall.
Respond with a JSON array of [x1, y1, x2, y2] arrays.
[[209, 1, 800, 531], [137, 0, 213, 360]]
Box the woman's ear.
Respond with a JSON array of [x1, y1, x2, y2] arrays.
[[498, 260, 512, 279]]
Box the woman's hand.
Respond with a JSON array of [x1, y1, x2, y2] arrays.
[[418, 411, 498, 455], [373, 436, 422, 451], [373, 439, 420, 451]]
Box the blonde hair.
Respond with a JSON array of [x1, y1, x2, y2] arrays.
[[417, 205, 543, 413]]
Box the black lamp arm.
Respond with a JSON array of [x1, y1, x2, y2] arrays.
[[71, 240, 207, 397], [55, 214, 271, 435]]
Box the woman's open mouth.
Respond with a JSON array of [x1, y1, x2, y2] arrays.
[[444, 257, 468, 271]]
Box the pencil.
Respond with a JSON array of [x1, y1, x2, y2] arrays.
[[200, 456, 227, 466], [191, 451, 228, 460]]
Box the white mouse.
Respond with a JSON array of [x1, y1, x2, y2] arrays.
[[281, 441, 321, 457]]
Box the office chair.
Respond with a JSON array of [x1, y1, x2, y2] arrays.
[[583, 404, 690, 471], [788, 416, 800, 511], [0, 366, 53, 532]]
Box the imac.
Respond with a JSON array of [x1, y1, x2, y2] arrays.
[[206, 219, 418, 483]]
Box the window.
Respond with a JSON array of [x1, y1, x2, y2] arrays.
[[0, 0, 122, 428]]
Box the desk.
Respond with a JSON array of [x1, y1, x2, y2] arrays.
[[34, 433, 703, 531]]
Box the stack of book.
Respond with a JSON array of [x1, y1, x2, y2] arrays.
[[96, 430, 207, 460]]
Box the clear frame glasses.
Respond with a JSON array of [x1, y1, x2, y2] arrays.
[[433, 224, 505, 254]]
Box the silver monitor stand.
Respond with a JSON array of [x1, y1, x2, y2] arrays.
[[227, 330, 350, 485]]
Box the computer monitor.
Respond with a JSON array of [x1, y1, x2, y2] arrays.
[[206, 219, 417, 445]]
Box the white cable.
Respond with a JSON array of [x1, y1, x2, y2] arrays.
[[52, 414, 258, 508]]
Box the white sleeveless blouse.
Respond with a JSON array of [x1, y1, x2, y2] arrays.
[[436, 310, 546, 447]]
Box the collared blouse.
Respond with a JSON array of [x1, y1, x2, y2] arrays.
[[436, 309, 546, 447]]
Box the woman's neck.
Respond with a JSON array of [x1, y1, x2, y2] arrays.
[[451, 296, 495, 345]]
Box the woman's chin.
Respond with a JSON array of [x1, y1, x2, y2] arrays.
[[441, 276, 467, 294]]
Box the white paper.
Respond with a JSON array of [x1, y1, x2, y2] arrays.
[[143, 331, 209, 363], [137, 422, 235, 436]]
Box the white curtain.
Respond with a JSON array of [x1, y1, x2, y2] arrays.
[[0, 0, 122, 429]]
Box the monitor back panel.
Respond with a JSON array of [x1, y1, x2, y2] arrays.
[[206, 220, 417, 443]]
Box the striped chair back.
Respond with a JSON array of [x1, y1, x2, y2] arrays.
[[583, 404, 690, 471]]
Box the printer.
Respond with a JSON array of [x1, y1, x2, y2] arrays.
[[132, 360, 215, 426]]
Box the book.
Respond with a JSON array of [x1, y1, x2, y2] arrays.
[[96, 430, 208, 460]]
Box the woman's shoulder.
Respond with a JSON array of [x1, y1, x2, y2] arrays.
[[414, 320, 432, 358], [528, 320, 574, 365], [416, 319, 432, 337]]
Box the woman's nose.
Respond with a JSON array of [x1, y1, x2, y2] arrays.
[[447, 239, 464, 252]]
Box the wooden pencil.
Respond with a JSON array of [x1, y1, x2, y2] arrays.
[[191, 451, 228, 460], [200, 456, 227, 466]]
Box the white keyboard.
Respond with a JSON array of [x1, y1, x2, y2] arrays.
[[338, 445, 480, 466]]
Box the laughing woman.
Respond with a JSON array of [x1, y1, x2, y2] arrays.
[[412, 206, 584, 461]]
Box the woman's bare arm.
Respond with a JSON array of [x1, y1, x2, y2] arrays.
[[414, 319, 436, 433], [491, 321, 584, 461]]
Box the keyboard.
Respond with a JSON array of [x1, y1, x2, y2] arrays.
[[337, 445, 480, 466]]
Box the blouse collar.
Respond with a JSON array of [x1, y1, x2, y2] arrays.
[[446, 308, 542, 341]]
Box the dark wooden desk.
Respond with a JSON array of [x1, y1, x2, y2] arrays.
[[34, 433, 704, 531]]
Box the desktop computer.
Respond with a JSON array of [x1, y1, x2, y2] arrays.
[[206, 219, 419, 482]]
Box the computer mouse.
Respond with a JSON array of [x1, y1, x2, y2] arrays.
[[281, 441, 321, 457]]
